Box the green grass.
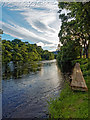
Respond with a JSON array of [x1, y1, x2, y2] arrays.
[[48, 58, 89, 119]]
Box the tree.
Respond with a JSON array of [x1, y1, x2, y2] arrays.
[[58, 2, 90, 58], [2, 40, 13, 63], [57, 2, 90, 72], [2, 39, 54, 63], [57, 40, 80, 72]]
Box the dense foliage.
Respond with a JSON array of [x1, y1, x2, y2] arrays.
[[57, 2, 90, 72], [2, 39, 54, 63], [57, 40, 80, 72]]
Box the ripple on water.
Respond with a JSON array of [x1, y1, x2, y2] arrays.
[[2, 60, 64, 118]]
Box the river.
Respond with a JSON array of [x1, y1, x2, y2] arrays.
[[2, 59, 64, 118]]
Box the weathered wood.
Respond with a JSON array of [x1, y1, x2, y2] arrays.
[[71, 63, 88, 91]]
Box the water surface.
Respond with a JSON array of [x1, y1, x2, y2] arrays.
[[2, 60, 64, 118]]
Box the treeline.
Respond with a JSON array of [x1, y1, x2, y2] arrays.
[[57, 2, 90, 72], [2, 39, 54, 63]]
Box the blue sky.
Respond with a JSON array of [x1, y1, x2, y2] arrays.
[[0, 0, 62, 51]]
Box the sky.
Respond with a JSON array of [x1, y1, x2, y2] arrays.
[[0, 0, 62, 51]]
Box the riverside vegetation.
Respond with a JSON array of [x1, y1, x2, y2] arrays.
[[1, 1, 90, 119], [48, 2, 89, 119], [2, 39, 55, 79], [48, 58, 89, 118], [2, 39, 54, 63]]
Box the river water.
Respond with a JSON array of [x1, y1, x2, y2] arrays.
[[2, 60, 64, 118]]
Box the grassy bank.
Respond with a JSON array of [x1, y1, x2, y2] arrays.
[[48, 58, 89, 119]]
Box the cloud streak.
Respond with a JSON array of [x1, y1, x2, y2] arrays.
[[1, 0, 61, 51]]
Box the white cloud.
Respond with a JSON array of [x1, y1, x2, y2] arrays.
[[36, 41, 58, 52], [1, 0, 61, 51], [0, 21, 52, 43], [36, 42, 44, 47]]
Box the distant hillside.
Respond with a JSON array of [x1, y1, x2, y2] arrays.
[[52, 51, 59, 55]]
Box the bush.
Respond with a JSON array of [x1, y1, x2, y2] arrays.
[[57, 41, 80, 73]]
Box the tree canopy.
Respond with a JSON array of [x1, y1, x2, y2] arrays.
[[57, 2, 90, 72], [2, 39, 54, 63]]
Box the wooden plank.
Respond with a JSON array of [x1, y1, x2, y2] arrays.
[[71, 63, 88, 91]]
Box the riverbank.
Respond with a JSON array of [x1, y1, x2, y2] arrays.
[[48, 58, 89, 119]]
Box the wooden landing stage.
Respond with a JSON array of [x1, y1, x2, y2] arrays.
[[71, 63, 88, 91]]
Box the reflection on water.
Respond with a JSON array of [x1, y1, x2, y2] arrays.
[[2, 61, 41, 80], [2, 60, 64, 118]]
